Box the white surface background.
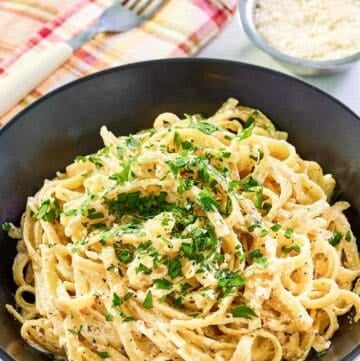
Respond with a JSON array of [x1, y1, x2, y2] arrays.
[[199, 15, 360, 116]]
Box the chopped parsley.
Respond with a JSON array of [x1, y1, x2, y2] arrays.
[[345, 230, 351, 241], [34, 199, 61, 222], [328, 232, 343, 247], [125, 134, 140, 148], [68, 325, 83, 335], [154, 278, 172, 290], [177, 178, 194, 194], [284, 228, 294, 239], [315, 350, 328, 358], [249, 249, 268, 269], [167, 256, 182, 279], [75, 148, 108, 169], [111, 292, 135, 322], [85, 208, 104, 220], [191, 120, 220, 135], [215, 269, 244, 296], [282, 244, 301, 254], [63, 209, 77, 217], [229, 176, 261, 193], [105, 313, 113, 321], [114, 244, 134, 264], [124, 292, 133, 301], [112, 292, 123, 307], [136, 263, 152, 275], [98, 351, 110, 359], [105, 191, 168, 219], [271, 224, 281, 232], [109, 161, 132, 184], [254, 187, 263, 208], [329, 189, 342, 205], [248, 222, 261, 232], [180, 225, 218, 263], [1, 222, 11, 233], [238, 120, 255, 140], [143, 291, 153, 309], [232, 304, 257, 319], [173, 131, 182, 149], [197, 190, 221, 212]]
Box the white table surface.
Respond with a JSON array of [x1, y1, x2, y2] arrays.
[[199, 15, 360, 116]]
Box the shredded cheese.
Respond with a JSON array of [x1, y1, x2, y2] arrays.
[[255, 0, 360, 61]]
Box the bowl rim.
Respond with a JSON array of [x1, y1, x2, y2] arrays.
[[239, 0, 360, 68], [1, 58, 359, 139], [0, 57, 359, 361]]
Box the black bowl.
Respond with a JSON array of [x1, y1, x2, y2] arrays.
[[0, 59, 359, 361]]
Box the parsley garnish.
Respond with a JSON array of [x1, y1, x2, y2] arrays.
[[114, 245, 134, 264], [345, 230, 351, 241], [154, 278, 172, 290], [111, 292, 135, 322], [284, 228, 294, 239], [282, 244, 301, 254], [315, 350, 328, 358], [197, 190, 221, 212], [249, 249, 268, 269], [271, 224, 281, 232], [105, 313, 113, 321], [86, 208, 104, 220], [329, 232, 343, 247], [105, 191, 168, 219], [177, 178, 194, 194], [124, 292, 133, 301], [248, 222, 261, 232], [34, 199, 61, 222], [109, 162, 132, 184], [63, 209, 77, 217], [125, 134, 140, 148], [143, 291, 153, 309], [229, 176, 261, 193], [238, 120, 255, 140], [98, 351, 110, 359], [329, 189, 342, 205], [168, 256, 182, 279], [136, 263, 152, 275], [1, 222, 11, 233], [215, 269, 244, 295], [173, 131, 182, 149], [112, 292, 123, 307], [232, 304, 257, 319], [75, 148, 107, 169], [68, 325, 83, 335], [254, 187, 263, 208], [191, 121, 220, 135]]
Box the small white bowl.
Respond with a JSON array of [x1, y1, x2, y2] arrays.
[[239, 0, 360, 76]]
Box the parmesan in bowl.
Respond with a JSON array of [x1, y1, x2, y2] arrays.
[[239, 0, 360, 75], [255, 0, 360, 61]]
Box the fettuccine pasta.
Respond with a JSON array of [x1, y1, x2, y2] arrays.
[[5, 98, 360, 361]]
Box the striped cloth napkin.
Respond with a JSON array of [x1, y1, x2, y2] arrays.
[[0, 0, 236, 127]]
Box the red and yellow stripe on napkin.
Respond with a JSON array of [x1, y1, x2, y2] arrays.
[[0, 0, 236, 126]]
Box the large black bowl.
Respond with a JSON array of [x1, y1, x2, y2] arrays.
[[0, 59, 359, 361]]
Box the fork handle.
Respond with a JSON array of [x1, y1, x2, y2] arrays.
[[0, 42, 73, 117]]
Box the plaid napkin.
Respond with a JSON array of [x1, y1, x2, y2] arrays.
[[0, 0, 236, 126]]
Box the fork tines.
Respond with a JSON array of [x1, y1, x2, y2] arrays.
[[123, 0, 165, 17]]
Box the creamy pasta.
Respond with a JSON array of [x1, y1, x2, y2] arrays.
[[5, 98, 360, 361]]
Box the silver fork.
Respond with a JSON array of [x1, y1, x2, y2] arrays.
[[0, 0, 164, 117]]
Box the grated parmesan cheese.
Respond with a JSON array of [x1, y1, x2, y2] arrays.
[[254, 0, 360, 61]]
